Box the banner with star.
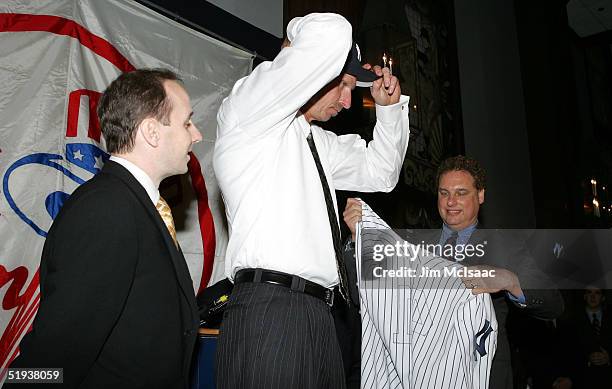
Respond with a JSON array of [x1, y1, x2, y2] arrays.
[[0, 0, 252, 370]]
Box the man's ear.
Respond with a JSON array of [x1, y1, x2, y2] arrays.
[[139, 118, 160, 148], [478, 189, 485, 205]]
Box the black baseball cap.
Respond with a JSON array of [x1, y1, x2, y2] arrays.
[[343, 42, 380, 88]]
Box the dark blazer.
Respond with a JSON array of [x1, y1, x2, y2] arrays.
[[410, 228, 564, 389], [574, 310, 612, 358], [8, 161, 199, 389], [562, 308, 612, 388]]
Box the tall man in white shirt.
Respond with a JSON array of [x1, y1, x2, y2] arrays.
[[8, 69, 203, 388], [214, 12, 410, 389]]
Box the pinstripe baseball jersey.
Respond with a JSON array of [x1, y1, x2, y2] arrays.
[[356, 202, 497, 389]]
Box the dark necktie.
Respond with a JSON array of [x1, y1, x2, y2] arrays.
[[592, 313, 601, 337], [306, 131, 351, 305], [443, 231, 458, 261]]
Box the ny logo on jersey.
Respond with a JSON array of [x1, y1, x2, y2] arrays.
[[473, 319, 493, 360], [553, 242, 565, 259]]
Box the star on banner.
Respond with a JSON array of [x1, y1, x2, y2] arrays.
[[73, 149, 84, 161]]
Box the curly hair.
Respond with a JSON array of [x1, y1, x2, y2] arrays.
[[436, 155, 486, 190]]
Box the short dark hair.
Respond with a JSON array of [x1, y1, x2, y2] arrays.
[[436, 155, 486, 191], [97, 68, 181, 154]]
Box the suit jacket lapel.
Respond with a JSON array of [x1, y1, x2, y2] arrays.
[[101, 161, 198, 314], [465, 228, 488, 265]]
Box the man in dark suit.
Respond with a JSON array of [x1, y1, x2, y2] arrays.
[[560, 287, 612, 388], [342, 155, 564, 389], [8, 69, 203, 388], [425, 155, 564, 388]]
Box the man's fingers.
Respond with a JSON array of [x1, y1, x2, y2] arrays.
[[371, 67, 391, 89], [387, 76, 399, 96], [346, 197, 361, 206], [343, 210, 360, 222], [462, 276, 496, 294], [381, 67, 391, 88], [343, 198, 361, 212], [343, 203, 361, 215], [370, 68, 401, 104], [386, 81, 395, 96], [371, 65, 384, 76], [348, 215, 361, 226], [343, 199, 362, 227], [462, 277, 485, 295], [343, 209, 362, 223], [461, 278, 477, 288]]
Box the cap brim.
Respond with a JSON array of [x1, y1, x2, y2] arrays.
[[343, 42, 382, 88], [346, 66, 381, 88]]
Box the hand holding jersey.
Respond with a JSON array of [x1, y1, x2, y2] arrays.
[[344, 198, 522, 299], [462, 264, 523, 297], [354, 200, 498, 389]]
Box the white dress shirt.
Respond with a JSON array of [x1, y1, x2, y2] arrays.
[[214, 13, 410, 288], [109, 156, 159, 205]]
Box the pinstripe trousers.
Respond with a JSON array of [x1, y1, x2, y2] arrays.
[[215, 281, 346, 389]]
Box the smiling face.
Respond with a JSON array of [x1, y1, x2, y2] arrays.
[[303, 73, 357, 123], [158, 80, 202, 177], [437, 170, 484, 232]]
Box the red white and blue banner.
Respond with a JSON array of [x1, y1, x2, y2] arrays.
[[0, 0, 251, 370]]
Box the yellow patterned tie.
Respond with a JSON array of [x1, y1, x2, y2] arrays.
[[156, 196, 178, 248]]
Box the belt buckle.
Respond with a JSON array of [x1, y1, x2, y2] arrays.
[[325, 288, 334, 307]]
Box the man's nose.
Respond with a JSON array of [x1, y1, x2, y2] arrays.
[[339, 91, 352, 110], [191, 124, 203, 143]]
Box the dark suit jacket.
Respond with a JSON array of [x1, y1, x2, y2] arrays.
[[8, 161, 199, 389], [409, 228, 564, 389], [562, 308, 612, 388]]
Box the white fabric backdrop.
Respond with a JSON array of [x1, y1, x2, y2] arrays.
[[0, 0, 251, 370]]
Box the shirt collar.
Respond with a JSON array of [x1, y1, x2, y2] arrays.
[[586, 308, 603, 322], [296, 112, 312, 137], [440, 222, 478, 246], [109, 156, 159, 205]]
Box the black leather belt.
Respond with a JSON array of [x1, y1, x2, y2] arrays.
[[235, 268, 334, 307]]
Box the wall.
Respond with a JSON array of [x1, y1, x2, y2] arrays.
[[208, 0, 283, 37], [454, 0, 536, 228]]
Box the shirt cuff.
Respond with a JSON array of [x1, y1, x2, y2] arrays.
[[507, 292, 526, 306], [375, 95, 410, 124]]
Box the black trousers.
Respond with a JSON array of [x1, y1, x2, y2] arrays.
[[215, 281, 346, 389]]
